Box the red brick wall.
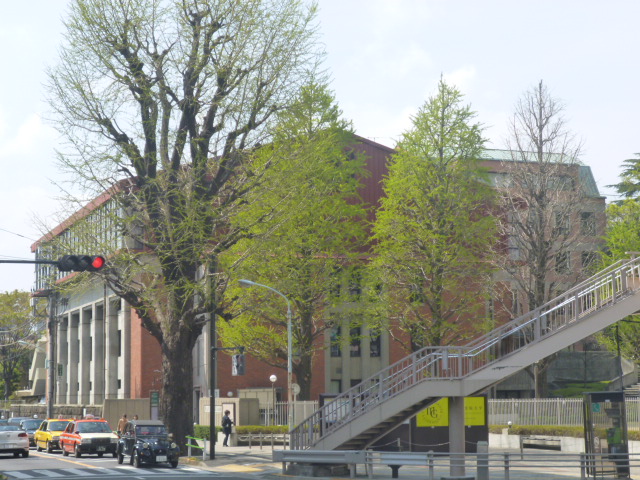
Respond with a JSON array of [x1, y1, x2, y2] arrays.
[[129, 308, 162, 398]]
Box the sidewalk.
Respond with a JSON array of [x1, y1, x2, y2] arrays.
[[181, 445, 600, 480]]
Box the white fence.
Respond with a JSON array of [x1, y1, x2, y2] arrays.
[[268, 398, 640, 429], [489, 398, 640, 429]]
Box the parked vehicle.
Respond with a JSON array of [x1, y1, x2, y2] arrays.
[[34, 418, 73, 453], [116, 420, 179, 468], [0, 424, 29, 457], [60, 419, 118, 458], [7, 417, 30, 426], [19, 418, 43, 447]]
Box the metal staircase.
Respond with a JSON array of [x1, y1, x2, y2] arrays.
[[291, 257, 640, 451]]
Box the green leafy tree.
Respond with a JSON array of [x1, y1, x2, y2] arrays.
[[0, 291, 36, 400], [45, 0, 322, 446], [608, 154, 640, 200], [596, 197, 640, 362], [220, 83, 368, 400], [370, 78, 496, 352]]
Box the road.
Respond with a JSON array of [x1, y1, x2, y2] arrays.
[[0, 449, 225, 480]]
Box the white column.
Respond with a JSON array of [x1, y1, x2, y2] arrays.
[[79, 308, 92, 404], [56, 315, 68, 404], [105, 298, 120, 400], [67, 312, 79, 404], [91, 303, 105, 404]]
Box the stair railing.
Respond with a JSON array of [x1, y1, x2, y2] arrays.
[[290, 257, 640, 450]]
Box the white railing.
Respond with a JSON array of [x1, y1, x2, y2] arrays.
[[291, 257, 640, 450], [489, 397, 640, 430]]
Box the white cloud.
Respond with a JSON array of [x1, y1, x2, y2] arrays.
[[443, 66, 478, 93], [0, 113, 54, 158]]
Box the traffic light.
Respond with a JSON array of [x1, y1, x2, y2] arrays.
[[57, 255, 106, 272], [232, 354, 245, 376]]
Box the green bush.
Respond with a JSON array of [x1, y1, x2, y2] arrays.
[[551, 381, 610, 397], [193, 425, 220, 441], [490, 425, 640, 441], [191, 424, 288, 440]]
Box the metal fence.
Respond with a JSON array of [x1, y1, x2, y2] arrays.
[[489, 397, 640, 429], [260, 400, 319, 426], [268, 398, 640, 429]]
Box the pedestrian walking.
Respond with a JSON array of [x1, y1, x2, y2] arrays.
[[221, 410, 234, 447], [117, 414, 128, 435]]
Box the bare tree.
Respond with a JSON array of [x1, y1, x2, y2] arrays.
[[45, 0, 322, 447], [496, 80, 602, 397]]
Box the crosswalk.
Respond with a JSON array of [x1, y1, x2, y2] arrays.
[[2, 465, 214, 478]]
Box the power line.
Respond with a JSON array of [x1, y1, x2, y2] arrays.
[[0, 227, 37, 242]]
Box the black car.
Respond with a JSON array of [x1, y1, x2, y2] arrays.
[[19, 418, 43, 447], [116, 420, 179, 468]]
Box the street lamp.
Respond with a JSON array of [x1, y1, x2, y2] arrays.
[[269, 374, 277, 426], [239, 279, 294, 433]]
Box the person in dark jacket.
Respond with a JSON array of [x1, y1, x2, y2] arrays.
[[221, 410, 234, 447]]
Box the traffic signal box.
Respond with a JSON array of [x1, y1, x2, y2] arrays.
[[57, 255, 106, 272]]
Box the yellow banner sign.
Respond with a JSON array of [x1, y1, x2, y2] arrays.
[[416, 397, 486, 427]]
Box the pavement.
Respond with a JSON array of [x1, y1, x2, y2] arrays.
[[180, 445, 621, 480]]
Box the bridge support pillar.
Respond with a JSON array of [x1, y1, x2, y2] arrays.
[[449, 396, 466, 477]]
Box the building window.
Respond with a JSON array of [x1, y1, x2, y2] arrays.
[[554, 211, 570, 235], [350, 379, 362, 388], [117, 330, 122, 357], [330, 380, 341, 394], [582, 251, 597, 269], [370, 333, 381, 357], [555, 252, 571, 274], [580, 212, 596, 236], [350, 327, 361, 357], [330, 327, 341, 357]]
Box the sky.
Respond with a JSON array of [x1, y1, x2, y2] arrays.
[[1, 0, 639, 293]]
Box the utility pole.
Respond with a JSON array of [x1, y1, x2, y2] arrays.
[[46, 291, 57, 419]]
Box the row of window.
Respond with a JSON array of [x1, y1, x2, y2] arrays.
[[329, 326, 381, 358]]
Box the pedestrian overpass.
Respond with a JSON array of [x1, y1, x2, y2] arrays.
[[290, 257, 640, 451]]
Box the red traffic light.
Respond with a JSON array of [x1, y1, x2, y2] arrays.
[[90, 256, 105, 270], [58, 255, 106, 272]]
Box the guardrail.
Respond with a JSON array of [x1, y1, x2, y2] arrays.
[[185, 435, 208, 461], [274, 448, 640, 480], [273, 449, 365, 478]]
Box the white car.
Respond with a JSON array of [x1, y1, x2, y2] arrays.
[[0, 424, 30, 457]]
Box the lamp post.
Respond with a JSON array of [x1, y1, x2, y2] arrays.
[[269, 374, 277, 425], [239, 280, 294, 433]]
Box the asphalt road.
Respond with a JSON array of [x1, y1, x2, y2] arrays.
[[0, 449, 223, 480]]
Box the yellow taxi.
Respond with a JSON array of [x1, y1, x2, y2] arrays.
[[34, 418, 73, 453]]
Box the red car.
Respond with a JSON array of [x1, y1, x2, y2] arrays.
[[59, 419, 119, 457]]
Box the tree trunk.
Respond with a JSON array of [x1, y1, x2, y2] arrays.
[[294, 354, 312, 401], [160, 336, 195, 453]]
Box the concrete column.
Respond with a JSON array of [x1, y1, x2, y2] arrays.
[[105, 298, 120, 400], [79, 308, 92, 404], [67, 312, 80, 404], [122, 303, 131, 398], [449, 396, 466, 477], [56, 315, 69, 404], [91, 303, 105, 404]]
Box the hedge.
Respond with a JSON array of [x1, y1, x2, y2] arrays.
[[192, 424, 288, 440], [193, 424, 640, 442], [490, 425, 640, 441]]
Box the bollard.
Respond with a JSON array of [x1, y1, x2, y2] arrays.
[[427, 451, 435, 480], [476, 441, 489, 480], [503, 452, 510, 480]]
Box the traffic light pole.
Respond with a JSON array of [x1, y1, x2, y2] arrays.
[[47, 291, 57, 419]]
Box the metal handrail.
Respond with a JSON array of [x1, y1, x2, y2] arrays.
[[291, 257, 640, 450]]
